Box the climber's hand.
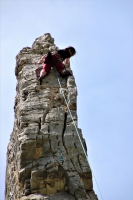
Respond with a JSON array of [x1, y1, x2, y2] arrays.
[[35, 61, 41, 64]]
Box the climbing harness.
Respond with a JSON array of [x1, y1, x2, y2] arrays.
[[53, 67, 104, 200]]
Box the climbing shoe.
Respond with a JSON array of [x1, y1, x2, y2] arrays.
[[60, 70, 72, 78], [38, 77, 43, 85]]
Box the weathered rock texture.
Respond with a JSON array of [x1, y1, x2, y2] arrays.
[[5, 33, 98, 200]]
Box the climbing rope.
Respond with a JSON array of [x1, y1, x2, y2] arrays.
[[53, 67, 104, 200]]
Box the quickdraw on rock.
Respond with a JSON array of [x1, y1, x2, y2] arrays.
[[9, 192, 13, 200], [60, 156, 64, 162]]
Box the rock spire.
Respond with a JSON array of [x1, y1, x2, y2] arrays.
[[5, 33, 98, 200]]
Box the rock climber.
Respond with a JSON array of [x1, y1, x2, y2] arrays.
[[35, 46, 76, 85]]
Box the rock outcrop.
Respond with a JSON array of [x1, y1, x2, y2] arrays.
[[5, 33, 98, 200]]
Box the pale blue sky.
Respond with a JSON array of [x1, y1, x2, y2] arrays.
[[0, 0, 133, 200]]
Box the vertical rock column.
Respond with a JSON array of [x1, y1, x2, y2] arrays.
[[5, 33, 98, 200]]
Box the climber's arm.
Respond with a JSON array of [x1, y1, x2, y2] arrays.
[[37, 55, 46, 64], [64, 58, 70, 67]]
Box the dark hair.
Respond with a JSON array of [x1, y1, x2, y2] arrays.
[[65, 46, 76, 56]]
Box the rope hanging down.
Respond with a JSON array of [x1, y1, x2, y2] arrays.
[[54, 67, 104, 200]]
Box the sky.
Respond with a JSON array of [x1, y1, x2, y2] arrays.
[[0, 0, 133, 200]]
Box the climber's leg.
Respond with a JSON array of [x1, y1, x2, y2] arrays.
[[40, 69, 47, 77], [55, 63, 72, 78], [35, 66, 42, 80], [54, 62, 64, 74], [38, 63, 51, 85], [55, 62, 72, 78], [60, 69, 72, 78], [53, 60, 68, 78], [52, 54, 72, 78], [38, 69, 47, 85]]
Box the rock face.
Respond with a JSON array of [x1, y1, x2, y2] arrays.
[[5, 33, 98, 200]]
